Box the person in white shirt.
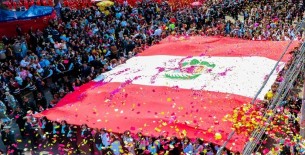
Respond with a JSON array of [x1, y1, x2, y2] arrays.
[[61, 40, 68, 53], [54, 41, 63, 55], [20, 57, 30, 67], [100, 128, 110, 148], [36, 65, 44, 75], [14, 73, 23, 86], [95, 10, 101, 17], [54, 41, 62, 49], [31, 60, 41, 69], [110, 134, 122, 155], [154, 27, 162, 36], [122, 130, 135, 154], [123, 0, 128, 7]]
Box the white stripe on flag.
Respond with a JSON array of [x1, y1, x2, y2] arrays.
[[95, 56, 284, 99]]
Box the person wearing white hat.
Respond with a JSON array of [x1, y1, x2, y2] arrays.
[[0, 100, 10, 124]]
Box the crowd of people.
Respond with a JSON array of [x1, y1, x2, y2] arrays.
[[0, 0, 304, 154], [199, 0, 305, 40]]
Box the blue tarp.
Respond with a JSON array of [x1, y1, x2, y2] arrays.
[[0, 5, 54, 22], [0, 9, 23, 21]]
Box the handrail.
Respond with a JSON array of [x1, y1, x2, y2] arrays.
[[242, 40, 305, 154], [243, 55, 305, 154]]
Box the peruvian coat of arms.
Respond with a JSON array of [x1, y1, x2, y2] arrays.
[[164, 58, 216, 80]]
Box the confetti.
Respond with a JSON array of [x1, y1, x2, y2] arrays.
[[167, 98, 172, 102], [215, 133, 222, 140], [155, 127, 161, 132]]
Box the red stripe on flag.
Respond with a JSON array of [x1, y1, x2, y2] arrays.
[[37, 81, 251, 152], [139, 36, 299, 62]]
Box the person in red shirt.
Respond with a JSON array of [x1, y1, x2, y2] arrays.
[[82, 0, 87, 8], [78, 0, 83, 9], [68, 0, 73, 8], [41, 0, 46, 6], [170, 17, 176, 23], [48, 0, 53, 6], [5, 1, 13, 10], [18, 1, 23, 8], [29, 0, 34, 7], [35, 0, 41, 5], [12, 1, 17, 10], [24, 0, 29, 9], [72, 0, 77, 9], [63, 0, 68, 7]]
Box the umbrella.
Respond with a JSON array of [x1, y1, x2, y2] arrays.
[[91, 0, 102, 3], [96, 0, 114, 7], [191, 1, 202, 6]]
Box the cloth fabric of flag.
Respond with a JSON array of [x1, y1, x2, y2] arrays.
[[35, 36, 299, 152]]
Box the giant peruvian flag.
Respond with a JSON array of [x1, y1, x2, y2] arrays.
[[36, 36, 299, 152]]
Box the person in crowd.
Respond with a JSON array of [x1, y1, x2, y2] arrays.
[[80, 124, 94, 155], [13, 106, 25, 138], [194, 138, 204, 154], [20, 96, 37, 113], [35, 92, 47, 110], [135, 132, 147, 154], [110, 134, 122, 155], [24, 115, 40, 150], [93, 128, 102, 154], [60, 120, 69, 145], [1, 125, 18, 155], [122, 130, 135, 154], [50, 121, 60, 146], [39, 116, 52, 141], [66, 125, 80, 154], [182, 137, 193, 154], [4, 91, 17, 114], [0, 100, 10, 124], [100, 127, 110, 154], [147, 137, 158, 154]]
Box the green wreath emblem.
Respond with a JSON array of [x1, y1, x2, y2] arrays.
[[164, 58, 216, 80]]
